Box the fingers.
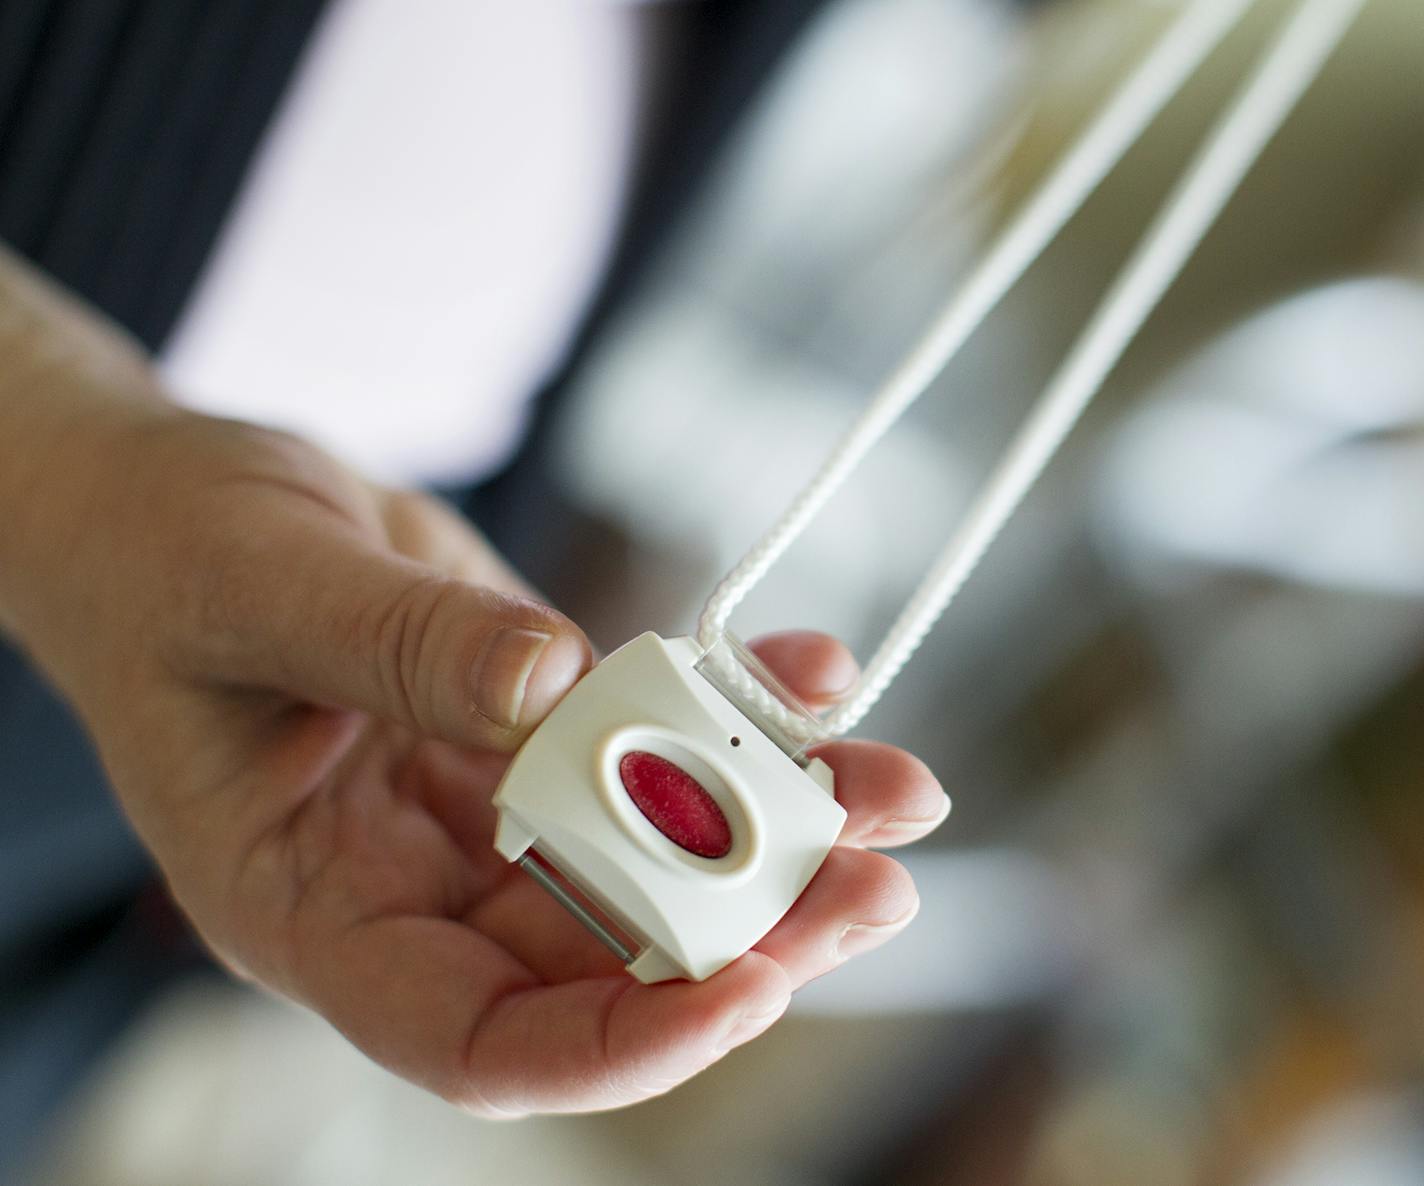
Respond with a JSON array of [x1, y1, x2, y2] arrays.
[[192, 491, 591, 752], [754, 847, 919, 988], [747, 630, 858, 711], [462, 954, 790, 1115], [299, 910, 790, 1115], [740, 634, 937, 989], [813, 739, 950, 848], [747, 632, 948, 846]]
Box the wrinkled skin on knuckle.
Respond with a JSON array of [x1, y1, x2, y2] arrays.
[[366, 574, 457, 735]]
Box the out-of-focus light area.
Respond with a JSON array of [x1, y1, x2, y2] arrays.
[[23, 0, 1424, 1183]]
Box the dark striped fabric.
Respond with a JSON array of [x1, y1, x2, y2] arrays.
[[0, 0, 328, 349]]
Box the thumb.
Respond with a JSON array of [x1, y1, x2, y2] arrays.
[[193, 511, 592, 752]]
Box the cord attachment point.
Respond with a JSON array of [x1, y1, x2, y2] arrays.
[[694, 633, 828, 765]]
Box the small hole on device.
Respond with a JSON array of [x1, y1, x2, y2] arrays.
[[730, 736, 741, 747]]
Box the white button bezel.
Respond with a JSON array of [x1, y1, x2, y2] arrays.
[[597, 725, 764, 885]]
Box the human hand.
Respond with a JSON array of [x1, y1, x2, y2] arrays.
[[12, 411, 949, 1116]]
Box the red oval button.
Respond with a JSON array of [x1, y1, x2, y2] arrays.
[[619, 751, 732, 859]]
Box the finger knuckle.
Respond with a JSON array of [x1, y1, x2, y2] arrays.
[[372, 574, 455, 732], [857, 851, 919, 924]]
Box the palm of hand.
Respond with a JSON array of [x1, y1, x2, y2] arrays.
[[79, 421, 944, 1115]]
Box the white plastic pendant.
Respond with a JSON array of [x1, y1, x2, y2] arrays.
[[492, 632, 846, 983]]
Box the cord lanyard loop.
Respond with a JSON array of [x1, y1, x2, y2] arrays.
[[697, 0, 1367, 742]]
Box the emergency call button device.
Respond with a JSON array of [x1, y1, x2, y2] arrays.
[[492, 632, 845, 983]]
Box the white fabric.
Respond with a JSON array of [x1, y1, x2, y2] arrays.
[[160, 0, 641, 486]]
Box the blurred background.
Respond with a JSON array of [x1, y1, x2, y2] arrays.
[[13, 0, 1424, 1182]]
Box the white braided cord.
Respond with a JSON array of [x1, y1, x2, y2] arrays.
[[695, 0, 1257, 662], [699, 0, 1366, 737]]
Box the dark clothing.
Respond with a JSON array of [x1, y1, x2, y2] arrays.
[[0, 0, 328, 350]]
